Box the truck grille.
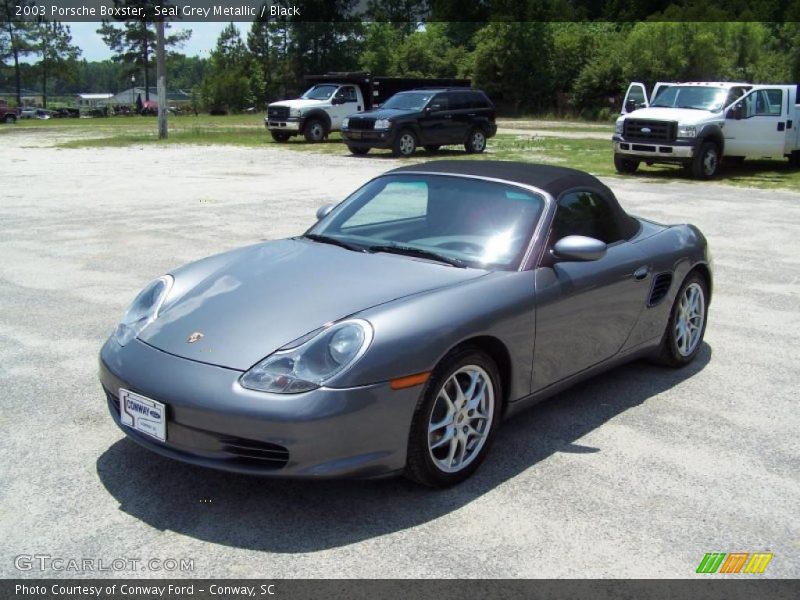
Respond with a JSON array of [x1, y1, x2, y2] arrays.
[[623, 119, 677, 142], [267, 106, 290, 121], [347, 116, 375, 130]]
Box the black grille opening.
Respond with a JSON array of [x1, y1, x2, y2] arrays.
[[347, 117, 375, 130], [648, 272, 673, 307], [267, 106, 290, 121], [623, 119, 677, 142], [218, 437, 290, 468]]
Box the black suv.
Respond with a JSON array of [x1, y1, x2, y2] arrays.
[[341, 88, 497, 157]]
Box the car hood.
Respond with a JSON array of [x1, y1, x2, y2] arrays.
[[139, 238, 488, 370], [269, 98, 327, 110], [356, 108, 418, 120], [624, 106, 718, 125]]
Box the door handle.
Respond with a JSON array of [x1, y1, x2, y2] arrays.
[[633, 266, 649, 281]]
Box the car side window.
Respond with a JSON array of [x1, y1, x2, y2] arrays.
[[429, 94, 449, 111], [743, 89, 783, 118], [551, 191, 625, 245], [450, 92, 469, 110], [337, 86, 358, 103]]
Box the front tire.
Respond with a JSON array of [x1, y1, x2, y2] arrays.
[[303, 119, 326, 143], [691, 142, 720, 179], [465, 128, 487, 154], [405, 348, 502, 487], [392, 129, 417, 157], [270, 131, 291, 143], [653, 272, 709, 368], [614, 154, 639, 173]]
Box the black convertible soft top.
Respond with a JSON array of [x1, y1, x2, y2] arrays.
[[388, 160, 610, 199]]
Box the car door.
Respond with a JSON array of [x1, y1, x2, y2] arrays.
[[532, 189, 650, 391], [621, 82, 649, 114], [329, 85, 360, 129], [448, 91, 474, 142], [724, 88, 788, 159], [419, 93, 456, 144]]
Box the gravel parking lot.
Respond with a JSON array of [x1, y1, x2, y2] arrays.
[[0, 129, 798, 578]]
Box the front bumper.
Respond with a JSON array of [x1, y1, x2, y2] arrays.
[[341, 128, 396, 149], [612, 134, 695, 160], [265, 117, 303, 132], [99, 338, 420, 479]]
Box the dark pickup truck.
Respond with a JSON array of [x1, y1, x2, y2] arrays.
[[1, 103, 19, 124]]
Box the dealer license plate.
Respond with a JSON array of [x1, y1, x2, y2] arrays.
[[119, 389, 166, 442]]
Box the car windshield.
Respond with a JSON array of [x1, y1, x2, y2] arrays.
[[302, 85, 338, 100], [381, 92, 435, 111], [650, 86, 728, 111], [307, 174, 546, 270]]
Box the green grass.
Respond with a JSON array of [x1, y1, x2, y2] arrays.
[[4, 115, 799, 191]]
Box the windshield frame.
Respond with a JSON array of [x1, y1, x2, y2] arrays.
[[307, 172, 552, 271], [650, 85, 729, 111], [301, 84, 339, 101]]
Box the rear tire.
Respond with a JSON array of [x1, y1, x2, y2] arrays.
[[270, 131, 290, 143], [465, 128, 487, 154], [348, 146, 369, 155], [614, 154, 639, 173], [392, 129, 417, 157], [405, 347, 502, 488], [4, 114, 16, 124], [303, 119, 326, 143], [789, 151, 800, 168], [691, 141, 720, 179], [652, 272, 708, 368]]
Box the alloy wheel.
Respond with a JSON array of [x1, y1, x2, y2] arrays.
[[675, 282, 705, 357]]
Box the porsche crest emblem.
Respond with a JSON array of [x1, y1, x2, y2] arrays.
[[187, 332, 204, 344]]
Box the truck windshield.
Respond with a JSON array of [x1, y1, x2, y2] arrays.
[[650, 86, 728, 111], [302, 85, 338, 100], [382, 92, 435, 111]]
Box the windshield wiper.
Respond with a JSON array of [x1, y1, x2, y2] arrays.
[[302, 234, 366, 253], [367, 244, 467, 268]]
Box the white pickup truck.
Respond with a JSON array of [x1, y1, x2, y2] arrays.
[[612, 81, 800, 178]]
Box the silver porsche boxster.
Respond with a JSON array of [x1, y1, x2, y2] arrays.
[[99, 161, 711, 487]]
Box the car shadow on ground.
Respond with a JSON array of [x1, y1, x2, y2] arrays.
[[96, 344, 711, 553], [347, 148, 468, 159], [623, 160, 798, 186]]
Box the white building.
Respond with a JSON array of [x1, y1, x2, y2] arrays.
[[76, 93, 113, 108]]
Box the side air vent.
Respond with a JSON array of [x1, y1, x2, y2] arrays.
[[648, 272, 673, 307]]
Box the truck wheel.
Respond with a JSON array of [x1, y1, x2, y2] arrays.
[[270, 131, 290, 143], [424, 145, 441, 153], [348, 146, 369, 155], [392, 130, 417, 157], [613, 155, 639, 174], [789, 151, 800, 168], [303, 119, 326, 143], [4, 114, 16, 124], [465, 128, 487, 154], [691, 142, 720, 179]]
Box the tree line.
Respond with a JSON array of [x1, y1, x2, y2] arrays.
[[2, 1, 799, 116]]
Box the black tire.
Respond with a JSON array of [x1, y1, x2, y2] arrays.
[[614, 154, 639, 174], [464, 128, 487, 154], [303, 119, 326, 143], [270, 131, 291, 143], [424, 145, 441, 153], [405, 347, 503, 488], [392, 129, 417, 157], [789, 151, 800, 169], [4, 114, 16, 124], [691, 141, 720, 179], [652, 271, 709, 368], [347, 146, 370, 155]]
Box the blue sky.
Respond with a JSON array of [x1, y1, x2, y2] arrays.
[[66, 21, 250, 61]]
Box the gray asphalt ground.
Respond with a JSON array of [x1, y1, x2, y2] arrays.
[[0, 130, 798, 578]]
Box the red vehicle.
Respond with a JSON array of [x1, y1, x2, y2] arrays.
[[1, 102, 19, 124]]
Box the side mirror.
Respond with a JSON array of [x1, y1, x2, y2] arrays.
[[316, 204, 335, 220], [625, 99, 638, 113], [552, 235, 607, 262], [727, 103, 743, 120], [331, 96, 344, 105]]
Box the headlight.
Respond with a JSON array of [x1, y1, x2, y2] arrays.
[[240, 319, 373, 394], [678, 125, 697, 138], [374, 119, 391, 130], [615, 120, 624, 135], [289, 108, 301, 118], [342, 117, 349, 128], [113, 275, 173, 347]]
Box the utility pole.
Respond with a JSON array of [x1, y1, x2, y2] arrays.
[[156, 19, 167, 139]]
